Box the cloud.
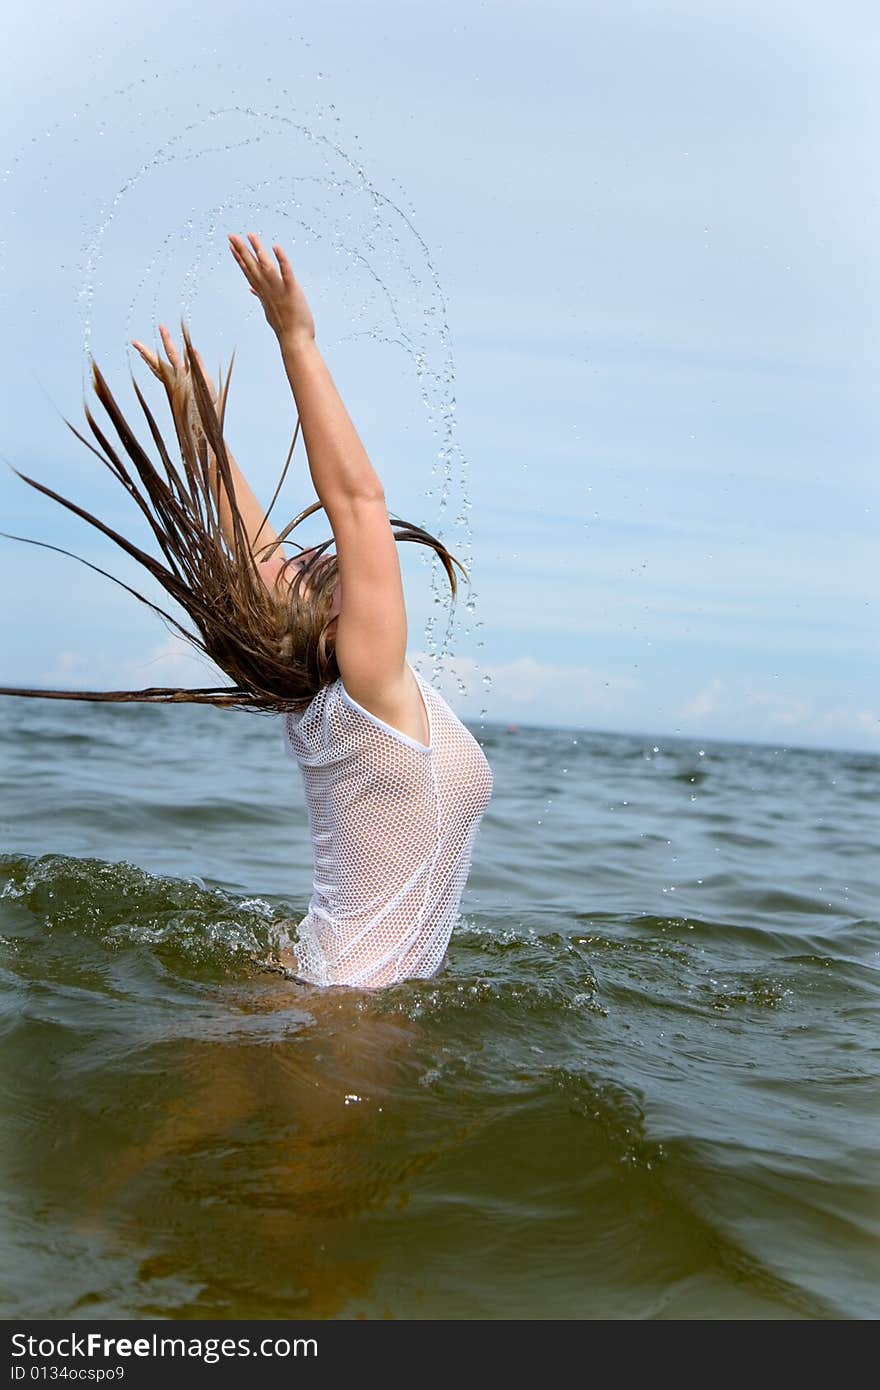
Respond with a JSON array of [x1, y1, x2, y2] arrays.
[[51, 651, 91, 678], [121, 635, 228, 689], [681, 676, 725, 720], [679, 675, 878, 748], [33, 635, 224, 691], [3, 0, 875, 753], [744, 684, 813, 729], [412, 649, 638, 725]]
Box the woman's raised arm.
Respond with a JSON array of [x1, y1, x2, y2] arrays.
[[228, 232, 410, 708], [227, 233, 385, 506]]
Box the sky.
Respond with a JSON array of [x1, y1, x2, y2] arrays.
[[0, 0, 877, 752]]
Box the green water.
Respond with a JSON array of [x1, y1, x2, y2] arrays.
[[1, 699, 877, 1318]]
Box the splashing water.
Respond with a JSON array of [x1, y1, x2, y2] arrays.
[[0, 52, 486, 720]]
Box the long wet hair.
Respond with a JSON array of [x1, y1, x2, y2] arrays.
[[0, 323, 467, 713]]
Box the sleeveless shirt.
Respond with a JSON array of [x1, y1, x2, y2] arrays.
[[281, 661, 494, 989]]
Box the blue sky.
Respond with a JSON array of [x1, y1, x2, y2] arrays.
[[1, 0, 877, 751]]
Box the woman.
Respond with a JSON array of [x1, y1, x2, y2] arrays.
[[1, 232, 494, 990]]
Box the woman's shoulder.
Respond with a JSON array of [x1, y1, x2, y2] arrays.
[[281, 676, 343, 754], [284, 661, 439, 760], [291, 673, 342, 717]]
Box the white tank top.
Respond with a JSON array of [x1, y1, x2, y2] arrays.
[[281, 660, 494, 988]]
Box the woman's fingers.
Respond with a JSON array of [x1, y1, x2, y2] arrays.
[[247, 231, 272, 269], [132, 330, 189, 383], [132, 340, 153, 369], [228, 234, 259, 285], [230, 231, 286, 285], [132, 339, 162, 375], [274, 243, 294, 283], [231, 232, 260, 274], [158, 324, 181, 371], [227, 234, 250, 267]]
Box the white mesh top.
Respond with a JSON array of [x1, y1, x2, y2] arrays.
[[281, 660, 494, 989]]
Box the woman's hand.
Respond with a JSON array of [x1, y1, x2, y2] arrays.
[[228, 232, 316, 345], [132, 324, 220, 455], [131, 324, 219, 405]]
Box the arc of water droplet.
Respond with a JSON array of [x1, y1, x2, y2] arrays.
[[180, 202, 466, 664], [114, 153, 468, 669], [192, 102, 473, 679], [137, 176, 423, 371], [3, 76, 481, 696], [80, 96, 462, 518]]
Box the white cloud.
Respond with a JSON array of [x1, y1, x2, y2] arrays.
[[44, 650, 92, 681], [2, 0, 876, 752], [412, 649, 638, 726], [33, 635, 224, 691], [681, 677, 725, 721], [121, 635, 227, 689], [679, 675, 878, 749], [744, 685, 813, 729]]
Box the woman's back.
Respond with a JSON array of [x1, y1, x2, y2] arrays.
[[1, 238, 493, 995], [283, 661, 494, 988]]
